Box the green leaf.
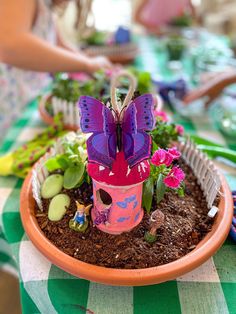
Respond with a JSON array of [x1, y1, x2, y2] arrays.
[[149, 119, 181, 149], [56, 155, 70, 170], [190, 135, 223, 147], [156, 174, 166, 204], [152, 141, 159, 154], [142, 177, 154, 213], [63, 164, 85, 189], [64, 145, 75, 156], [45, 158, 61, 172], [144, 231, 157, 243], [177, 187, 185, 197], [85, 172, 91, 184], [83, 31, 107, 46], [197, 145, 236, 164]]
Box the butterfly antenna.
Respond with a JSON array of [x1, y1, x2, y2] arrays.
[[106, 101, 119, 120], [110, 107, 119, 120], [118, 105, 128, 121]]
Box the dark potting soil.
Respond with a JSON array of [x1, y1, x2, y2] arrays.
[[35, 160, 219, 269]]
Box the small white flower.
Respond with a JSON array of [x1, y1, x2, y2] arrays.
[[78, 146, 87, 162], [75, 132, 91, 145], [65, 132, 77, 142]]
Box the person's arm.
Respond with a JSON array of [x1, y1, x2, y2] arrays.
[[134, 0, 161, 34], [183, 71, 236, 107], [0, 0, 112, 73]]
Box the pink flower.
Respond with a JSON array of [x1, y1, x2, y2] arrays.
[[154, 110, 168, 122], [68, 72, 91, 82], [104, 69, 113, 77], [168, 147, 181, 160], [164, 166, 185, 189], [105, 67, 122, 78], [106, 37, 115, 46], [151, 149, 173, 167], [176, 124, 184, 136]]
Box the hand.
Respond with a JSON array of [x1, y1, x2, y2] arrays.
[[183, 70, 236, 108], [87, 56, 113, 73]]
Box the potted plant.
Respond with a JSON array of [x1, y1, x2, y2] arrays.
[[166, 35, 186, 62], [81, 27, 138, 64], [20, 72, 233, 286], [38, 71, 110, 130], [39, 70, 159, 130]]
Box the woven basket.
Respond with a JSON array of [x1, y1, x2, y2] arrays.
[[83, 42, 139, 64]]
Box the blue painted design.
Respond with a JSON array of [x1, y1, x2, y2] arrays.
[[134, 211, 141, 222], [133, 200, 138, 210], [125, 195, 136, 203], [93, 182, 96, 189], [116, 201, 128, 209], [117, 216, 130, 223]]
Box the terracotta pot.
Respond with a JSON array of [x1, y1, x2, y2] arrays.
[[20, 169, 233, 286], [38, 94, 78, 131]]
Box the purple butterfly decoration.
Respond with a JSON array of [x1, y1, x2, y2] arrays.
[[78, 94, 155, 168]]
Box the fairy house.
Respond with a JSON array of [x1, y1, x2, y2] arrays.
[[87, 152, 150, 234], [79, 70, 155, 234]]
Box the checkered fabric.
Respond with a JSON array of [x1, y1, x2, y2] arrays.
[[0, 37, 236, 314]]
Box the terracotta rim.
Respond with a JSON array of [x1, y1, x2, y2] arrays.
[[38, 94, 78, 131], [20, 169, 233, 286]]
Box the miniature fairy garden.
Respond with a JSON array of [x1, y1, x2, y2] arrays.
[[43, 71, 108, 117], [80, 27, 138, 63], [33, 71, 220, 269], [80, 26, 132, 47]]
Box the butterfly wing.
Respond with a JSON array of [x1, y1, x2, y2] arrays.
[[86, 133, 114, 168], [126, 131, 152, 167], [122, 94, 154, 167], [103, 103, 117, 159], [122, 103, 136, 160], [131, 94, 155, 130], [78, 96, 117, 167], [78, 96, 116, 135], [78, 96, 105, 133]]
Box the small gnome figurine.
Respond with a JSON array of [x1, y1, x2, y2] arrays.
[[144, 209, 165, 243], [69, 201, 92, 232]]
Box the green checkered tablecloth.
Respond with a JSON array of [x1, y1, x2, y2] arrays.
[[0, 37, 236, 314]]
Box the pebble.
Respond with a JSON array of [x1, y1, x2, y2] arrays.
[[48, 194, 70, 221], [41, 174, 63, 199]]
